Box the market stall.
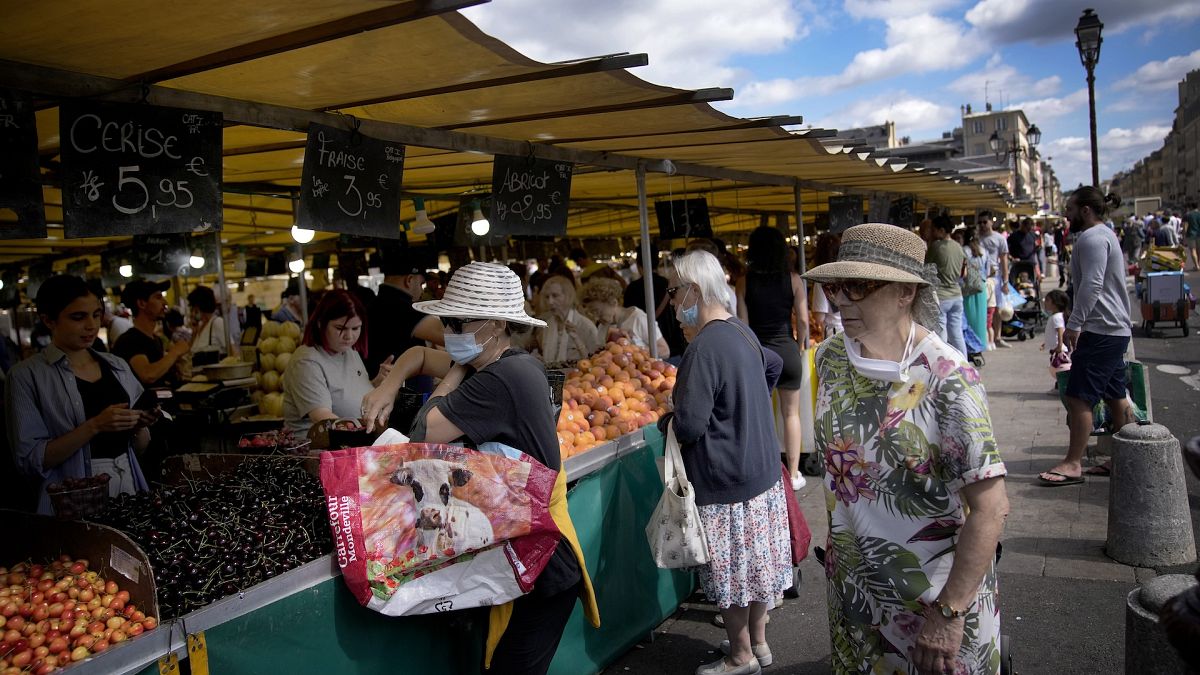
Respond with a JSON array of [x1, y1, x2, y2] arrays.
[[2, 426, 684, 675]]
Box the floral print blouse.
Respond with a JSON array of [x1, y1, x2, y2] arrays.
[[815, 331, 1007, 674]]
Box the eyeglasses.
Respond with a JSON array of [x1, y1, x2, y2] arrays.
[[440, 317, 484, 333], [823, 279, 892, 302], [666, 285, 688, 298]]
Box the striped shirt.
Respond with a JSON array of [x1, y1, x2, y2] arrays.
[[5, 345, 149, 514]]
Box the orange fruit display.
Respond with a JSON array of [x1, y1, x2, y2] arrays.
[[555, 339, 676, 459]]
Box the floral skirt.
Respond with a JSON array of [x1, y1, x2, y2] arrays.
[[697, 480, 792, 609]]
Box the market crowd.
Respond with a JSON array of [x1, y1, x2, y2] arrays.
[[0, 217, 1029, 674]]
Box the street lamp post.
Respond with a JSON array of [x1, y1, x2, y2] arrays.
[[990, 124, 1041, 200], [1075, 8, 1104, 187]]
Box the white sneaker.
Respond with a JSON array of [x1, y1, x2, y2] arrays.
[[790, 472, 807, 491], [986, 343, 996, 351], [996, 339, 1012, 348], [696, 656, 762, 675], [718, 641, 773, 668]]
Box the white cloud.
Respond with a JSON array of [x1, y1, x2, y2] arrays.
[[733, 12, 987, 107], [947, 61, 1062, 104], [461, 0, 806, 90], [966, 0, 1200, 44], [842, 0, 960, 20], [1114, 49, 1200, 92], [1042, 123, 1171, 189], [832, 14, 988, 90], [1006, 89, 1089, 122], [811, 91, 958, 138]]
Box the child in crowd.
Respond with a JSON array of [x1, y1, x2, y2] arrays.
[[1041, 290, 1071, 394]]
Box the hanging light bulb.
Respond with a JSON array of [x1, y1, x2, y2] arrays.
[[0, 279, 4, 291], [412, 198, 436, 235], [288, 256, 306, 274], [291, 225, 315, 244], [189, 251, 206, 269], [470, 200, 490, 236], [119, 264, 134, 278]]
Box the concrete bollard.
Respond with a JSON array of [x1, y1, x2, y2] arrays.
[[1106, 422, 1196, 567], [1126, 574, 1197, 674]]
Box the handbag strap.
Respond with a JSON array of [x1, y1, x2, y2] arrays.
[[663, 420, 690, 489], [723, 319, 765, 367]]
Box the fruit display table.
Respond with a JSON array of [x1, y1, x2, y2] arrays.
[[59, 427, 689, 675]]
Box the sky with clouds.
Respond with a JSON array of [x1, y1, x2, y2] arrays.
[[462, 0, 1200, 194]]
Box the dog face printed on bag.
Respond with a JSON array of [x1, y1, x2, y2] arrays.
[[390, 459, 495, 555]]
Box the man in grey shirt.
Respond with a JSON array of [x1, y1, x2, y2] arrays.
[[1039, 187, 1132, 486], [977, 213, 1010, 348]]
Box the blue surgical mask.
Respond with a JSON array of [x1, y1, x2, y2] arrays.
[[678, 287, 700, 327], [443, 324, 493, 364]]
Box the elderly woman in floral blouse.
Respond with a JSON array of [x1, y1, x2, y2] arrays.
[[804, 224, 1010, 675]]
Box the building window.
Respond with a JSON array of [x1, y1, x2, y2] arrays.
[[972, 121, 984, 134], [996, 117, 1008, 131], [973, 143, 985, 156]]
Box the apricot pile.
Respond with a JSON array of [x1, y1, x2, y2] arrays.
[[556, 339, 676, 458]]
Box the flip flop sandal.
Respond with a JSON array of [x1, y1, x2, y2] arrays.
[[1037, 471, 1084, 486], [1084, 464, 1111, 476]]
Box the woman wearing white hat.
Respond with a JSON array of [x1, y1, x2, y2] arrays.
[[359, 262, 597, 675], [804, 224, 1009, 675]]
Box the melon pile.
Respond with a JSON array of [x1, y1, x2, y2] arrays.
[[250, 320, 300, 417], [557, 339, 675, 459]]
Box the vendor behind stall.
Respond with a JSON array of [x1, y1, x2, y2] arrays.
[[360, 262, 597, 675], [186, 285, 227, 366], [6, 275, 153, 514], [365, 248, 443, 381], [580, 277, 669, 356], [282, 290, 391, 444], [112, 279, 190, 388]]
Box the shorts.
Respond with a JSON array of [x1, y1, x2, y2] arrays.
[[1064, 332, 1130, 406], [761, 336, 804, 390], [986, 307, 996, 325]]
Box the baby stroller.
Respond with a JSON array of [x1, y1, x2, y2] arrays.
[[1001, 261, 1042, 341]]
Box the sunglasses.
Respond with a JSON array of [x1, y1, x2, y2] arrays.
[[822, 279, 892, 302], [440, 317, 484, 333]]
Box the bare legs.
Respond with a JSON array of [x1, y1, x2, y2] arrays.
[[719, 602, 769, 667], [779, 388, 802, 479], [1041, 395, 1132, 481]]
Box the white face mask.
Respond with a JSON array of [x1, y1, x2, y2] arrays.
[[844, 323, 917, 383]]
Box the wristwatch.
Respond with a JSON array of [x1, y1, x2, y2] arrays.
[[933, 598, 967, 619]]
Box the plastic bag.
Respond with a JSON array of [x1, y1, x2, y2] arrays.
[[320, 442, 561, 616]]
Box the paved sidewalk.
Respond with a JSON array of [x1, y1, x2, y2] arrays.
[[605, 308, 1170, 674]]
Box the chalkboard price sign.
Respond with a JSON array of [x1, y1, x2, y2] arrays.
[[59, 101, 223, 238], [828, 195, 862, 234], [298, 122, 405, 239], [0, 88, 47, 239], [489, 155, 572, 237], [889, 197, 915, 228], [868, 197, 890, 225], [131, 234, 188, 277]]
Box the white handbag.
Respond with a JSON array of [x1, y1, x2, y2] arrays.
[[645, 421, 711, 568]]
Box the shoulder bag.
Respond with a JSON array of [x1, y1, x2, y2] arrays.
[[645, 421, 710, 568]]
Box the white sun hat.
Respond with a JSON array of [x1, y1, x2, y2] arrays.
[[413, 261, 546, 327]]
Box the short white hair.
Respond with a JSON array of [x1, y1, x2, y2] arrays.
[[672, 250, 732, 310]]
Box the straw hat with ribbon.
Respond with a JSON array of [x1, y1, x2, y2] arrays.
[[413, 261, 546, 327], [803, 222, 941, 330]]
